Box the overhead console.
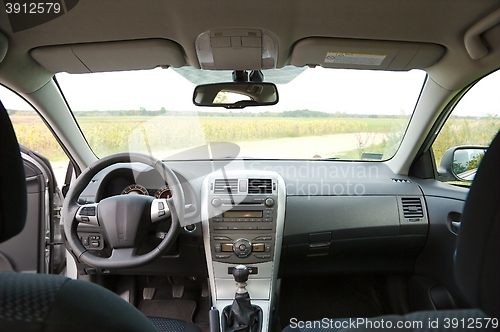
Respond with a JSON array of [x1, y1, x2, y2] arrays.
[[202, 170, 285, 332]]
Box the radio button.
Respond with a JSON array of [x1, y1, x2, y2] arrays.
[[213, 226, 228, 230], [215, 254, 231, 259], [258, 226, 273, 230], [233, 238, 252, 258], [265, 198, 275, 207], [214, 243, 221, 252], [254, 236, 272, 241], [214, 236, 232, 241]]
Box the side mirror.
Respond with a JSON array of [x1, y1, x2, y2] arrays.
[[193, 82, 278, 109], [438, 146, 487, 182]]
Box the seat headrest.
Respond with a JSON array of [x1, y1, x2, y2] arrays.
[[455, 130, 500, 318], [0, 101, 27, 242]]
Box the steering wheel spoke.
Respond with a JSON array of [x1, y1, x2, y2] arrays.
[[75, 203, 100, 226]]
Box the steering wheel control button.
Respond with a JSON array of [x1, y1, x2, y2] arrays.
[[79, 206, 96, 216], [151, 198, 171, 223], [76, 204, 99, 226], [233, 238, 252, 258]]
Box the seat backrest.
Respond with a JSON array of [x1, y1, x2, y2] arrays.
[[0, 100, 27, 243], [455, 130, 500, 318]]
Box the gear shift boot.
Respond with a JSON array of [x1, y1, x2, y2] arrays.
[[221, 265, 263, 332], [221, 292, 263, 332]]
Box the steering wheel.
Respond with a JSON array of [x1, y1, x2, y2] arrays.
[[62, 153, 185, 269]]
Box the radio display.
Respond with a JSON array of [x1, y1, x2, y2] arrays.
[[223, 211, 263, 218]]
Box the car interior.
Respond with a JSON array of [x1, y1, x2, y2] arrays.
[[0, 1, 500, 331]]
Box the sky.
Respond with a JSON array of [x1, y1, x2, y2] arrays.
[[54, 67, 428, 115], [1, 66, 499, 117]]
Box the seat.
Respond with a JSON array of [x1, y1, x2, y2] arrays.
[[283, 131, 500, 332], [0, 100, 201, 332]]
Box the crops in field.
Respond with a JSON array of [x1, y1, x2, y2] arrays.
[[10, 113, 499, 164], [432, 116, 500, 167], [10, 114, 400, 159]]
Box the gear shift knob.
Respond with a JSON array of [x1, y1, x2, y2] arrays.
[[233, 265, 249, 283]]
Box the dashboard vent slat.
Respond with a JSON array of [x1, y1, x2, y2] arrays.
[[248, 179, 272, 194], [401, 197, 424, 218], [214, 179, 238, 194]]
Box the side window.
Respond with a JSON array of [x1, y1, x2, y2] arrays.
[[433, 70, 500, 186], [0, 85, 69, 187]]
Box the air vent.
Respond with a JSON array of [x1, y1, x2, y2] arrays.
[[401, 197, 424, 218], [248, 179, 272, 194], [392, 178, 412, 183], [214, 179, 238, 194]]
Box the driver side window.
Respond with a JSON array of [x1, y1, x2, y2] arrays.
[[0, 85, 69, 187], [433, 70, 500, 186]]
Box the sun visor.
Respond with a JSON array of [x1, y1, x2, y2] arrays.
[[290, 38, 445, 70], [30, 39, 186, 73], [0, 32, 7, 63]]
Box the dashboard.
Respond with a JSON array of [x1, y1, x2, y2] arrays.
[[75, 159, 429, 280]]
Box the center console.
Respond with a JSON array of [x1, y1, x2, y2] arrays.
[[202, 170, 285, 332]]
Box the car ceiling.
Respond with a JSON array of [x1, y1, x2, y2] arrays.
[[1, 0, 500, 94]]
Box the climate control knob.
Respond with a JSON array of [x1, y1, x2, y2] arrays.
[[264, 197, 275, 207], [211, 197, 222, 207], [233, 238, 252, 258]]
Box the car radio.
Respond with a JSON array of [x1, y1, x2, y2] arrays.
[[206, 178, 279, 264]]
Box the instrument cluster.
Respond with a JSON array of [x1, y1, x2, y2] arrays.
[[121, 184, 172, 199]]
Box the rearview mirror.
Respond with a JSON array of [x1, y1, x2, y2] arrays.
[[193, 82, 278, 109], [438, 146, 487, 182]]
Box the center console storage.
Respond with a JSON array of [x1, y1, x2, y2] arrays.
[[202, 170, 285, 332]]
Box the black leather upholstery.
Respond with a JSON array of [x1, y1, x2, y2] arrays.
[[0, 100, 202, 332], [283, 131, 500, 332], [0, 101, 27, 242], [455, 129, 500, 318]]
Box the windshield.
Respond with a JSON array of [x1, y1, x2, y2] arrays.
[[56, 67, 426, 161]]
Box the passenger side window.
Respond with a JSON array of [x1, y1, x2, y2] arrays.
[[0, 85, 69, 187], [433, 70, 500, 186]]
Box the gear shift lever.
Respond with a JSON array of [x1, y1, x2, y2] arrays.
[[233, 265, 250, 294], [221, 265, 263, 332]]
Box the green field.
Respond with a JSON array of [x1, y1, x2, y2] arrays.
[[10, 113, 499, 166]]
